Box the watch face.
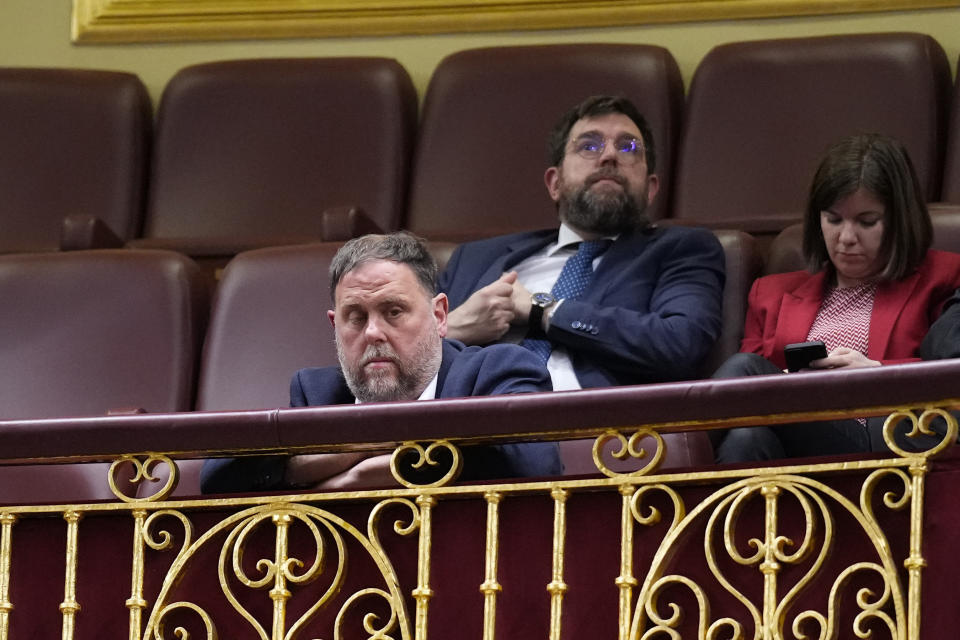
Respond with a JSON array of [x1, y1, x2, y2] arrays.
[[532, 292, 555, 307]]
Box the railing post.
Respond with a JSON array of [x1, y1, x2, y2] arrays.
[[480, 491, 503, 640], [616, 485, 637, 640], [547, 488, 569, 640], [60, 510, 83, 640], [0, 513, 15, 640], [413, 494, 436, 640], [125, 509, 148, 640]]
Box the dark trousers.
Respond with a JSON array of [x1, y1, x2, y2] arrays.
[[709, 353, 948, 464]]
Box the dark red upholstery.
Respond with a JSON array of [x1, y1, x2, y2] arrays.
[[0, 68, 150, 253], [197, 243, 343, 413], [405, 44, 683, 240], [0, 250, 207, 503], [671, 33, 951, 233], [133, 58, 416, 257], [701, 229, 763, 374], [940, 56, 960, 203]]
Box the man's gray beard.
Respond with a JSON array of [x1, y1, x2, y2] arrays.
[[561, 181, 648, 235], [336, 334, 442, 403]]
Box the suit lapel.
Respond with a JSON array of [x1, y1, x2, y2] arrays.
[[582, 229, 652, 301], [476, 231, 557, 288], [434, 340, 456, 398], [774, 271, 827, 355], [869, 271, 920, 359]]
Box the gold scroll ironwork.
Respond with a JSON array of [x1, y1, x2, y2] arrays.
[[0, 404, 953, 640]]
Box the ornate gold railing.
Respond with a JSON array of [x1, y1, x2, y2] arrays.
[[0, 402, 955, 640]]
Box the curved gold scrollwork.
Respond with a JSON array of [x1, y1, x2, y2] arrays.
[[593, 429, 665, 478], [630, 484, 685, 531], [390, 440, 462, 488], [630, 475, 907, 640], [882, 407, 958, 459], [143, 503, 412, 640], [144, 510, 193, 568], [152, 601, 217, 640], [334, 588, 400, 640], [109, 454, 179, 502]]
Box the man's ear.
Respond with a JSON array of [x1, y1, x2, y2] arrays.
[[544, 166, 561, 202], [646, 174, 660, 204], [327, 309, 336, 328], [433, 293, 449, 338]]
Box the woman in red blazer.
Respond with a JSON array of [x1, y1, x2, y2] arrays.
[[713, 134, 960, 462]]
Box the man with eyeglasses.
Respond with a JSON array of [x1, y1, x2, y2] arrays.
[[438, 95, 725, 389]]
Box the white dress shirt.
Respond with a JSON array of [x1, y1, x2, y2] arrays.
[[506, 223, 616, 391]]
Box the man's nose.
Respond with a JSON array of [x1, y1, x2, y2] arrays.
[[598, 142, 619, 164], [364, 316, 387, 342]]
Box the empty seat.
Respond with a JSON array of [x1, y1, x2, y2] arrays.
[[0, 250, 207, 503], [197, 243, 343, 412], [405, 44, 684, 241], [0, 67, 151, 253], [940, 56, 960, 203], [671, 33, 951, 234], [131, 58, 417, 264]]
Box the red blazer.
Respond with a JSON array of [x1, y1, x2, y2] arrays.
[[741, 249, 960, 369]]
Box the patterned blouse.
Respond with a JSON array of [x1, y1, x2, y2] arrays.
[[806, 282, 878, 354]]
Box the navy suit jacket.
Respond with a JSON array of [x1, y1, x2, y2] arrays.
[[438, 226, 725, 387], [201, 339, 560, 494]]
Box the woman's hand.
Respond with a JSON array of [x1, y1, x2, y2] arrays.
[[809, 347, 881, 369]]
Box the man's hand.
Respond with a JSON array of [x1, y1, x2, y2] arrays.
[[809, 347, 881, 370], [447, 271, 521, 344]]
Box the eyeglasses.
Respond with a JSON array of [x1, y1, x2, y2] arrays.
[[569, 134, 645, 165]]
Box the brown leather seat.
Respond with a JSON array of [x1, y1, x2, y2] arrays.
[[131, 58, 416, 263], [940, 56, 960, 204], [0, 68, 150, 253], [405, 44, 684, 241], [671, 33, 951, 235], [700, 229, 763, 374], [0, 250, 207, 503]]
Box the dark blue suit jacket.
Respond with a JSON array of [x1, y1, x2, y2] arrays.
[[201, 339, 560, 494], [439, 226, 725, 387], [920, 286, 960, 360]]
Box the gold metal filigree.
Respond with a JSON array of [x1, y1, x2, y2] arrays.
[[151, 601, 217, 640], [593, 429, 665, 478], [630, 475, 909, 639], [390, 441, 462, 488], [142, 502, 414, 640], [109, 455, 179, 502], [0, 513, 14, 640], [882, 407, 958, 458]]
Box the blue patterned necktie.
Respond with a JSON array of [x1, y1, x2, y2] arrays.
[[522, 239, 612, 363]]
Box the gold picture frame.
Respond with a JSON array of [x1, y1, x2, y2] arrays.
[[72, 0, 960, 44]]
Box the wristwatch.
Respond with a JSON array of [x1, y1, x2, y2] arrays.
[[529, 292, 557, 332]]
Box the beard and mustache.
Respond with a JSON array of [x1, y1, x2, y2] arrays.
[[336, 332, 443, 403], [558, 168, 649, 235]]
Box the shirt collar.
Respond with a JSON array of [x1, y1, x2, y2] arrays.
[[547, 222, 618, 257]]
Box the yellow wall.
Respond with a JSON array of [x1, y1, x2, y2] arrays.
[[1, 2, 959, 102]]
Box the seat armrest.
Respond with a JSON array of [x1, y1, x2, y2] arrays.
[[60, 214, 124, 251]]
